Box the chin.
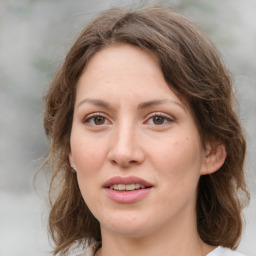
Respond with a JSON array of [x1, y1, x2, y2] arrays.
[[99, 210, 157, 238], [104, 224, 150, 238]]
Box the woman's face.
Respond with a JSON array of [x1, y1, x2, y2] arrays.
[[69, 44, 209, 238]]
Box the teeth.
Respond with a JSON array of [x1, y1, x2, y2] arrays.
[[135, 184, 141, 189], [126, 184, 135, 190], [118, 184, 125, 190], [110, 183, 146, 191]]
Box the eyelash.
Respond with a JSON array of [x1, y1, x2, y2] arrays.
[[145, 113, 174, 126], [83, 113, 110, 126], [83, 112, 174, 126]]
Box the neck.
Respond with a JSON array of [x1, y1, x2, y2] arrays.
[[96, 211, 215, 256]]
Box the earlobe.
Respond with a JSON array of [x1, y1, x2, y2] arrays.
[[200, 142, 227, 175], [69, 153, 76, 169]]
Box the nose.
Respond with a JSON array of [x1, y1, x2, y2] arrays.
[[107, 123, 145, 168]]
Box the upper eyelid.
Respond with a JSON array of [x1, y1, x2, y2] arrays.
[[142, 113, 175, 127], [82, 111, 175, 122], [84, 112, 109, 118], [146, 112, 175, 120], [83, 112, 111, 122]]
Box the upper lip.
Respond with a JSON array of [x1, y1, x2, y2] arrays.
[[103, 176, 153, 188]]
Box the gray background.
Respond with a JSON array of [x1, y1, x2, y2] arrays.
[[0, 0, 255, 255]]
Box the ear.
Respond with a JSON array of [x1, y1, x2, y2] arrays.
[[69, 152, 76, 169], [200, 142, 227, 175]]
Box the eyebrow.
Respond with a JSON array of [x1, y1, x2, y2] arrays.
[[77, 98, 184, 110], [77, 98, 112, 109], [137, 99, 184, 110]]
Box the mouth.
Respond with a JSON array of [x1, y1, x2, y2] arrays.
[[103, 176, 153, 191], [109, 183, 149, 191], [103, 176, 153, 203], [103, 177, 153, 203]]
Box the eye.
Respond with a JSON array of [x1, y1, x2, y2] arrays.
[[151, 116, 166, 125], [146, 113, 174, 126], [83, 113, 110, 126]]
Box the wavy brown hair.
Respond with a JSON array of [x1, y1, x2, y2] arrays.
[[43, 6, 249, 255]]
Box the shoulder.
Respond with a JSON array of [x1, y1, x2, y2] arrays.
[[207, 246, 247, 256], [70, 246, 94, 256], [72, 245, 247, 256]]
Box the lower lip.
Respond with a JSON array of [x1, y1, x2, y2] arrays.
[[104, 188, 152, 203]]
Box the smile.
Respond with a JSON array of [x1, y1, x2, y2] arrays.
[[103, 176, 153, 203], [103, 176, 153, 189], [110, 183, 146, 191]]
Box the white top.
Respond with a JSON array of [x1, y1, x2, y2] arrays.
[[208, 246, 246, 256], [72, 246, 246, 256]]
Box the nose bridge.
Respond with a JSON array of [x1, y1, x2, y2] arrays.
[[108, 117, 144, 167], [114, 119, 136, 154]]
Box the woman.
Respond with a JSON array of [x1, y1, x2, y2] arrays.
[[43, 6, 249, 256]]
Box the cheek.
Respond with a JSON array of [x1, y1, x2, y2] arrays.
[[73, 143, 103, 208], [150, 135, 203, 188], [153, 136, 202, 167], [71, 131, 108, 173], [70, 137, 105, 204], [152, 137, 202, 211]]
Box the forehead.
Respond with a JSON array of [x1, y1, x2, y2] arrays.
[[77, 44, 168, 96], [81, 44, 159, 80], [76, 44, 190, 110], [78, 44, 159, 90]]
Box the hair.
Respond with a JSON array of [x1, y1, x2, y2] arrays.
[[43, 6, 249, 255]]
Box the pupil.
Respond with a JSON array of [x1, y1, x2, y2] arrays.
[[153, 116, 164, 124], [94, 116, 105, 125]]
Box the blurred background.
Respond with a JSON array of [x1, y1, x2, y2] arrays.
[[0, 0, 255, 255]]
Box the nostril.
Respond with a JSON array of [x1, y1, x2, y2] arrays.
[[110, 159, 118, 165], [110, 159, 138, 168], [108, 146, 145, 167]]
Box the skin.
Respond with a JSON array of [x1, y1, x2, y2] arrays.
[[69, 44, 226, 256]]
